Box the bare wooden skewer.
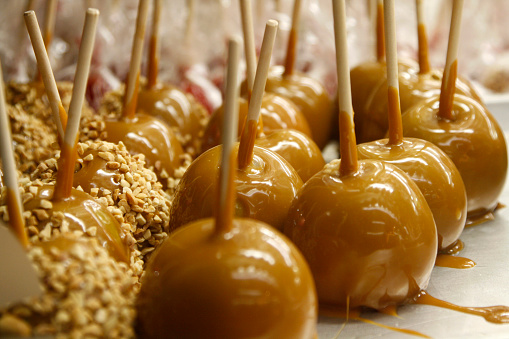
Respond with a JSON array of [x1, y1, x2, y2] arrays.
[[438, 0, 464, 121], [122, 0, 150, 120], [0, 60, 29, 247], [215, 37, 241, 234], [332, 0, 358, 177], [54, 8, 100, 201], [25, 10, 67, 143]]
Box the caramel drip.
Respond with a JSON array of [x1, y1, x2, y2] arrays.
[[438, 59, 458, 121], [442, 239, 464, 255], [147, 35, 158, 89], [415, 290, 509, 324], [387, 86, 403, 145], [320, 304, 430, 338], [417, 23, 430, 74], [356, 315, 431, 338], [435, 254, 476, 269], [284, 29, 297, 76], [339, 111, 358, 177], [466, 210, 495, 227], [6, 187, 29, 247], [379, 305, 399, 317], [215, 148, 237, 234], [376, 1, 385, 62], [58, 102, 68, 130], [238, 119, 258, 170], [123, 71, 141, 120], [44, 31, 52, 52], [54, 139, 78, 201]]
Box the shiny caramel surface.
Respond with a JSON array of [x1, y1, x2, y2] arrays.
[[350, 59, 481, 144], [201, 93, 312, 154], [72, 148, 120, 194], [284, 159, 437, 310], [350, 60, 417, 143], [399, 69, 482, 115], [265, 66, 332, 149], [401, 94, 508, 217], [24, 185, 129, 262], [137, 83, 206, 152], [137, 218, 317, 339], [255, 129, 325, 182], [169, 144, 303, 232], [357, 138, 467, 251], [103, 113, 184, 178]]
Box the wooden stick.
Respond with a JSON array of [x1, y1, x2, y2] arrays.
[[332, 0, 358, 177], [122, 0, 150, 120], [0, 60, 29, 248], [54, 8, 99, 202], [238, 20, 278, 170], [43, 0, 58, 51], [384, 0, 403, 145], [147, 0, 161, 89], [240, 0, 257, 95], [416, 0, 430, 74], [215, 37, 241, 235], [283, 0, 302, 76], [376, 0, 385, 62], [24, 10, 67, 144], [438, 0, 463, 121]]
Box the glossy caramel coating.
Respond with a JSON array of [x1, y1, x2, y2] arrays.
[[401, 94, 508, 218], [103, 113, 184, 180], [169, 144, 303, 232], [265, 66, 332, 149], [399, 69, 482, 114], [255, 129, 325, 182], [351, 60, 482, 144], [284, 159, 437, 310], [137, 217, 317, 338], [350, 60, 417, 143], [72, 148, 120, 194], [357, 138, 467, 251], [201, 93, 312, 153], [137, 83, 208, 154], [23, 185, 130, 263]]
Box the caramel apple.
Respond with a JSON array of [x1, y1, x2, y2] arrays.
[[284, 0, 437, 311], [137, 39, 317, 338], [136, 83, 208, 156], [135, 0, 209, 157], [401, 0, 507, 223], [138, 217, 317, 338], [398, 0, 481, 112], [170, 23, 304, 232], [2, 9, 132, 263], [350, 0, 480, 144], [169, 144, 302, 232], [20, 184, 130, 263], [358, 139, 466, 251], [263, 0, 333, 149], [98, 0, 185, 188], [204, 17, 324, 182], [200, 92, 312, 153], [255, 129, 324, 182], [265, 66, 332, 149], [357, 0, 467, 252], [201, 3, 312, 155], [0, 234, 138, 338], [402, 94, 507, 222], [31, 140, 172, 265]]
